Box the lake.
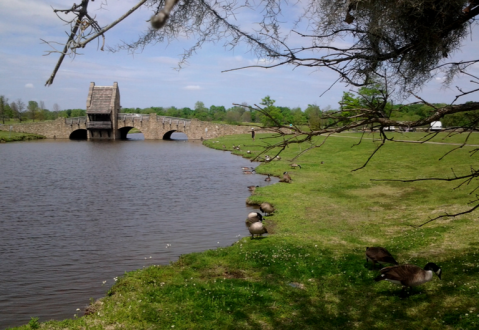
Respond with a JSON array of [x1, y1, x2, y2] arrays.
[[0, 133, 273, 329]]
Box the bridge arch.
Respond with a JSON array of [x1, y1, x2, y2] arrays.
[[118, 126, 145, 140], [69, 129, 87, 140], [163, 130, 188, 140]]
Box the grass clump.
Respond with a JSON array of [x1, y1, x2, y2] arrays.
[[0, 130, 45, 142], [10, 131, 479, 329]]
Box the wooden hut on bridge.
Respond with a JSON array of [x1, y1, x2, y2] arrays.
[[86, 82, 121, 140]]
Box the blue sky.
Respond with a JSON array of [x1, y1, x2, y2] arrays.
[[1, 0, 478, 111]]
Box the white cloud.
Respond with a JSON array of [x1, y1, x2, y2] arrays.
[[184, 85, 201, 90], [25, 83, 34, 88]]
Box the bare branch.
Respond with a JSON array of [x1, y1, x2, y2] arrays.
[[415, 202, 479, 227]]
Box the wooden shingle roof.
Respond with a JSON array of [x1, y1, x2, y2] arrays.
[[87, 86, 113, 114]]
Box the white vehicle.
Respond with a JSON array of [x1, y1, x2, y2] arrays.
[[430, 121, 442, 131]]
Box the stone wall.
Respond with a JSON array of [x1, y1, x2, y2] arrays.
[[6, 118, 85, 139]]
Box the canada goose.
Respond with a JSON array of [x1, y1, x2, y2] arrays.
[[248, 185, 259, 192], [247, 211, 263, 221], [247, 150, 251, 154], [374, 262, 442, 290], [223, 145, 226, 149], [265, 174, 271, 182], [243, 170, 255, 174], [264, 155, 271, 162], [274, 156, 281, 160], [283, 171, 292, 181], [248, 221, 268, 239], [290, 163, 302, 169], [366, 247, 398, 266], [260, 202, 274, 215], [279, 178, 291, 183], [242, 166, 253, 171], [245, 212, 263, 228]]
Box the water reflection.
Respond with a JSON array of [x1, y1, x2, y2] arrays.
[[126, 132, 187, 141]]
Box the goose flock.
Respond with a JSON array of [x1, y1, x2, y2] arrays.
[[244, 203, 274, 239], [235, 159, 441, 292]]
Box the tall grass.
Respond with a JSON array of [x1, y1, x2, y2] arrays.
[[10, 131, 479, 329], [0, 130, 45, 142]]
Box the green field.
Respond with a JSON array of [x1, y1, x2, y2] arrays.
[[11, 132, 479, 329], [0, 130, 45, 142]]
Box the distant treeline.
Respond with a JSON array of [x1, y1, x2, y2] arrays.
[[0, 94, 476, 127]]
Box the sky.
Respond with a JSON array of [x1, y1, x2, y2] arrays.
[[1, 0, 478, 112]]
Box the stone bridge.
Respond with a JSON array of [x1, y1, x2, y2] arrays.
[[6, 114, 264, 140]]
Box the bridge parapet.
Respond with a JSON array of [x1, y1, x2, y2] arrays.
[[157, 116, 191, 129], [65, 117, 87, 125], [118, 113, 150, 122]]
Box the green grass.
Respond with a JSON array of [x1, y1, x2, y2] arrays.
[[10, 132, 479, 329], [127, 127, 142, 133], [340, 130, 479, 145], [0, 130, 45, 142]]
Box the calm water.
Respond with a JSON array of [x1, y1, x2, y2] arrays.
[[0, 134, 274, 329]]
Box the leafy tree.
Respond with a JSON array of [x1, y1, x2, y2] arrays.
[[194, 101, 209, 120], [225, 110, 241, 125], [209, 105, 226, 121], [142, 107, 156, 114], [304, 104, 322, 130], [291, 107, 306, 125], [0, 95, 9, 124], [37, 101, 46, 121], [180, 107, 193, 118], [12, 99, 25, 123], [259, 96, 283, 127], [28, 101, 38, 122], [278, 107, 293, 125], [240, 111, 251, 123]]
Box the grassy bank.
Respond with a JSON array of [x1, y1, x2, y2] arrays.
[[0, 130, 45, 142], [11, 132, 479, 329]]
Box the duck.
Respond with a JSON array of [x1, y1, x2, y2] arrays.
[[264, 174, 271, 182], [259, 202, 274, 215], [248, 185, 259, 192], [283, 171, 292, 181], [243, 169, 255, 174], [248, 221, 268, 239], [374, 262, 442, 290], [366, 247, 398, 267], [245, 212, 263, 228], [242, 166, 254, 171], [247, 150, 251, 154], [290, 163, 302, 169]]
